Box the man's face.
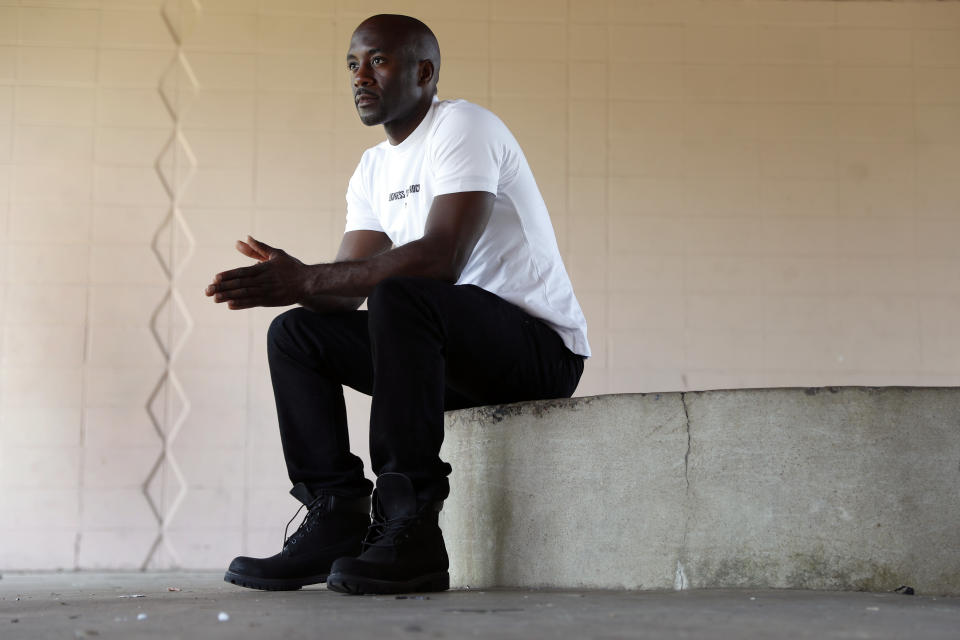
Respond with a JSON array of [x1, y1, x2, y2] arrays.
[[347, 25, 421, 127]]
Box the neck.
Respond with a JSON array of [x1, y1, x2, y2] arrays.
[[383, 96, 433, 145]]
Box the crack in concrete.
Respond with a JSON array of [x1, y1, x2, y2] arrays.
[[678, 392, 693, 590], [681, 392, 691, 492]]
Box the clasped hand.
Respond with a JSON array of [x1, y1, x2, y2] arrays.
[[205, 236, 308, 310]]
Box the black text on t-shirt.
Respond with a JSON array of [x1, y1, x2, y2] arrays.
[[388, 184, 421, 202]]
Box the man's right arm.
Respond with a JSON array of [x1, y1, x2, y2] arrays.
[[300, 229, 393, 314]]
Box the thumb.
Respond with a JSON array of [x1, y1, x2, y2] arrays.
[[236, 238, 268, 262], [247, 236, 278, 259]]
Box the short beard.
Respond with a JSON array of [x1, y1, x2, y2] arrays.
[[357, 106, 386, 126]]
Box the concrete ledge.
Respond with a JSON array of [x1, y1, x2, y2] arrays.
[[439, 388, 960, 594]]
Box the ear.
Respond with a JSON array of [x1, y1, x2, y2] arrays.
[[417, 59, 435, 87]]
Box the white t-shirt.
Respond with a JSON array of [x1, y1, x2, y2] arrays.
[[344, 98, 590, 357]]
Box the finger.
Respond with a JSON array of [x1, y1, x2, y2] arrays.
[[214, 262, 267, 284], [246, 235, 277, 258], [213, 291, 262, 305], [236, 240, 268, 262], [210, 276, 264, 294], [227, 298, 264, 310], [213, 286, 268, 303]]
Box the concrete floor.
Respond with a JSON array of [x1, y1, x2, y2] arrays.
[[1, 573, 958, 640]]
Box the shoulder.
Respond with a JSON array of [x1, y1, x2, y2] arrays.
[[432, 99, 511, 139]]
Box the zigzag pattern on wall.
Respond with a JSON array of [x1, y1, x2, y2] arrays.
[[143, 0, 201, 570]]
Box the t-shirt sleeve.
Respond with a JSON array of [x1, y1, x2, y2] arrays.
[[343, 156, 383, 233], [429, 106, 503, 196]]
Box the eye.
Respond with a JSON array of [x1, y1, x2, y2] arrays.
[[372, 56, 385, 65], [347, 61, 358, 71]]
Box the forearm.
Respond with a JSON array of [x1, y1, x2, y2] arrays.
[[301, 238, 455, 299]]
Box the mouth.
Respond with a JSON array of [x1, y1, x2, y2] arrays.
[[355, 92, 378, 107]]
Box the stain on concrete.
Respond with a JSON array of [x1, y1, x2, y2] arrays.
[[449, 394, 607, 425], [682, 550, 913, 593], [852, 565, 904, 594], [786, 547, 854, 590], [785, 546, 911, 593], [690, 554, 782, 589], [804, 387, 841, 396]]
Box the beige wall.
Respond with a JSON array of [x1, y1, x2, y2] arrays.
[[0, 0, 958, 569]]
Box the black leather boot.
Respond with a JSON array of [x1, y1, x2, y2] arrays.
[[326, 473, 450, 595], [224, 483, 370, 591]]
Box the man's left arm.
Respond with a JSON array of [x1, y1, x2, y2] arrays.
[[206, 190, 495, 310]]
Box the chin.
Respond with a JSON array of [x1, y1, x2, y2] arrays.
[[358, 109, 386, 127]]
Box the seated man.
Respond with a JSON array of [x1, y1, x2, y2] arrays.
[[206, 14, 590, 595]]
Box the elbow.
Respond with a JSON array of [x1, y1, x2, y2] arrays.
[[439, 251, 470, 284], [420, 242, 465, 284], [409, 231, 476, 284], [429, 262, 459, 285]]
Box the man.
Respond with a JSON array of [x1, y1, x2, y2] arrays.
[[207, 14, 589, 595]]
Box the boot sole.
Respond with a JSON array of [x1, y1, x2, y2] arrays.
[[223, 570, 328, 591], [326, 571, 449, 595]]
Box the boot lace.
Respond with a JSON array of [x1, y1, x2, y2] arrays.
[[363, 513, 419, 550], [282, 498, 326, 551]]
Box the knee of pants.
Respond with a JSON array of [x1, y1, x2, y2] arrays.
[[266, 307, 312, 356], [367, 276, 431, 324]]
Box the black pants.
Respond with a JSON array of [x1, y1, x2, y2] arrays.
[[267, 276, 585, 502]]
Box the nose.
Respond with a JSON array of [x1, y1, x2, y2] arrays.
[[353, 63, 374, 88]]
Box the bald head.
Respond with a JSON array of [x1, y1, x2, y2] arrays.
[[352, 14, 441, 91]]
